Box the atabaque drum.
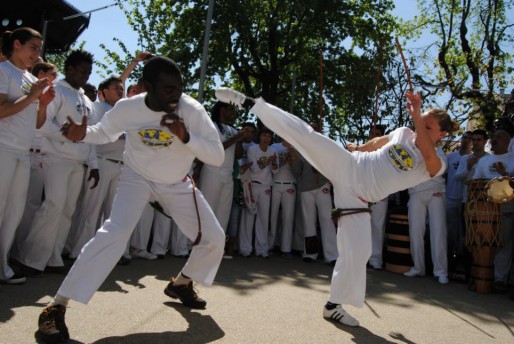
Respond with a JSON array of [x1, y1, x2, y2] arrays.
[[465, 179, 502, 294]]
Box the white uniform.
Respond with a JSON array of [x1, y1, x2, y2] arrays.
[[68, 101, 125, 259], [13, 80, 97, 271], [368, 198, 388, 269], [473, 152, 514, 284], [250, 98, 445, 307], [241, 143, 278, 256], [199, 123, 239, 231], [407, 148, 448, 278], [269, 142, 296, 253], [56, 93, 225, 304], [0, 61, 38, 281], [454, 153, 490, 202]]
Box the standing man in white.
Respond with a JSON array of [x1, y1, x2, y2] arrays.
[[36, 57, 226, 344], [242, 128, 278, 257], [67, 76, 124, 259], [13, 50, 98, 275], [216, 87, 455, 327], [269, 138, 296, 256], [199, 101, 243, 249]]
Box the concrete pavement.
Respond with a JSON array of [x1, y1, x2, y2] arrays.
[[1, 254, 513, 343]]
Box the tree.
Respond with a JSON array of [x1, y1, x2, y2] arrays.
[[101, 0, 398, 142], [401, 0, 514, 132]]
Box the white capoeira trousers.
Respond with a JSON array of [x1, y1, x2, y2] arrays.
[[240, 182, 271, 256], [301, 183, 338, 262], [269, 183, 296, 252], [68, 159, 122, 258], [0, 147, 30, 280], [369, 198, 388, 267], [199, 169, 233, 232], [57, 166, 225, 304], [407, 190, 448, 277], [251, 99, 372, 307], [16, 151, 44, 246], [14, 154, 85, 271], [151, 212, 191, 256]]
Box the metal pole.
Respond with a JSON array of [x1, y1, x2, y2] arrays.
[[41, 20, 49, 57], [198, 0, 215, 103]]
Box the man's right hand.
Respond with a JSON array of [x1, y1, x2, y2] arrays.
[[61, 115, 87, 142]]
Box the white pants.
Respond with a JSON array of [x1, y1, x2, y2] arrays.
[[252, 99, 373, 307], [57, 166, 224, 304], [301, 184, 338, 262], [130, 203, 154, 251], [408, 190, 448, 277], [0, 147, 30, 280], [14, 154, 84, 270], [199, 169, 233, 231], [269, 182, 296, 252], [68, 159, 122, 258], [16, 151, 44, 247], [369, 198, 388, 267], [240, 182, 271, 256], [151, 210, 172, 255]]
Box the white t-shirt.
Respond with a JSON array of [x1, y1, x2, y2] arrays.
[[247, 143, 278, 186], [83, 93, 224, 184], [94, 101, 125, 161], [38, 80, 98, 167], [352, 127, 446, 202], [409, 147, 446, 194], [446, 151, 466, 200], [473, 152, 514, 179], [202, 123, 239, 177], [0, 60, 39, 150], [271, 142, 296, 182]]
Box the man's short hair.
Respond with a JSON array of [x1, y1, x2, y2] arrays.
[[64, 50, 94, 70], [472, 129, 488, 140], [98, 76, 122, 92], [142, 56, 182, 87]]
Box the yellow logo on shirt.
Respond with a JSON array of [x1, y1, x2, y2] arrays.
[[388, 144, 414, 171], [138, 129, 174, 147]]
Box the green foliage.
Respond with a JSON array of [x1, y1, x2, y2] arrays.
[[104, 0, 398, 143], [399, 0, 514, 132]]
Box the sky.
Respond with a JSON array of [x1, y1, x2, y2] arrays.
[[65, 0, 419, 90]]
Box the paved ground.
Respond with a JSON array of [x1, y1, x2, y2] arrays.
[[1, 254, 513, 344]]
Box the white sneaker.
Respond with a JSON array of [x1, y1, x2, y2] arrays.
[[403, 268, 424, 277], [438, 275, 449, 284], [131, 249, 158, 260], [323, 304, 359, 327], [215, 88, 247, 109]]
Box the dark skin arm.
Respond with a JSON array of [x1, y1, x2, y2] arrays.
[[88, 169, 100, 189]]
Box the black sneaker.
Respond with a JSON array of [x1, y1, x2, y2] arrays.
[[0, 273, 27, 285], [164, 278, 207, 309], [36, 304, 69, 343]]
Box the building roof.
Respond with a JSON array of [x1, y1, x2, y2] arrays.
[[1, 0, 89, 55]]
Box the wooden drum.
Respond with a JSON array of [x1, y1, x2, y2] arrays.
[[464, 179, 502, 293], [385, 206, 413, 274]]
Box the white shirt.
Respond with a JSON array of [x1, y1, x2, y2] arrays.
[[409, 148, 446, 194], [271, 142, 296, 183], [473, 152, 514, 179], [446, 151, 467, 200], [352, 127, 446, 202], [94, 101, 125, 161], [0, 60, 39, 150], [247, 143, 278, 186], [202, 123, 239, 177], [38, 80, 98, 168], [83, 93, 224, 184]]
